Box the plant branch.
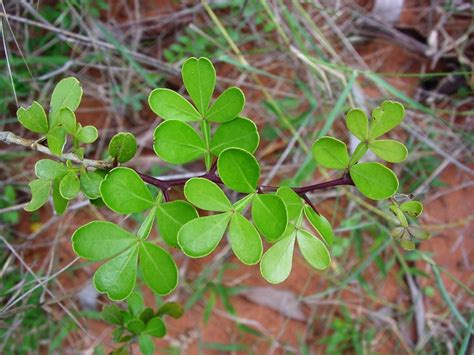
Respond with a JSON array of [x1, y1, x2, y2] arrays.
[[1, 130, 355, 201]]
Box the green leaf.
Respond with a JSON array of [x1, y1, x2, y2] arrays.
[[260, 233, 295, 284], [400, 238, 415, 251], [108, 132, 137, 163], [59, 171, 80, 200], [127, 291, 144, 316], [346, 108, 368, 141], [35, 159, 67, 180], [58, 107, 76, 134], [206, 87, 245, 123], [93, 244, 139, 301], [349, 162, 399, 200], [312, 136, 349, 170], [47, 126, 67, 155], [390, 226, 406, 239], [251, 194, 288, 243], [80, 170, 104, 199], [184, 177, 231, 212], [49, 77, 83, 127], [182, 57, 216, 115], [228, 213, 262, 265], [217, 148, 260, 193], [17, 101, 48, 134], [24, 179, 52, 212], [156, 201, 198, 248], [52, 178, 68, 214], [178, 213, 232, 258], [139, 242, 178, 295], [137, 206, 157, 240], [407, 226, 430, 240], [276, 187, 303, 221], [153, 120, 206, 164], [369, 139, 408, 163], [101, 305, 124, 325], [156, 302, 183, 319], [303, 206, 334, 247], [148, 88, 201, 121], [139, 334, 155, 355], [348, 142, 369, 166], [71, 221, 137, 260], [126, 319, 145, 334], [100, 167, 154, 214], [76, 125, 98, 144], [140, 308, 155, 324], [400, 200, 423, 217], [296, 229, 331, 270], [143, 317, 166, 338], [368, 100, 405, 139], [232, 193, 255, 213], [210, 117, 259, 156]]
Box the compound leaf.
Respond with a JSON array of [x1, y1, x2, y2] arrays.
[[148, 88, 201, 121], [217, 148, 260, 193], [210, 117, 259, 156], [108, 132, 137, 163], [228, 212, 262, 265], [206, 87, 245, 123], [24, 179, 52, 212], [252, 194, 288, 243], [182, 57, 216, 115], [260, 233, 295, 284], [71, 221, 137, 260], [369, 100, 405, 139], [346, 108, 368, 141], [178, 213, 232, 258], [369, 139, 408, 163], [312, 136, 349, 170], [304, 206, 334, 247], [100, 167, 154, 214], [296, 229, 331, 270], [35, 159, 68, 180], [17, 101, 48, 134], [153, 120, 206, 164], [350, 162, 399, 200], [139, 242, 178, 295], [156, 201, 198, 248], [93, 244, 139, 301], [184, 177, 231, 212], [59, 171, 80, 200]]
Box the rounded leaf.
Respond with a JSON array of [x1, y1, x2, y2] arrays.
[[71, 221, 137, 260], [252, 194, 288, 243], [156, 201, 198, 248], [182, 57, 216, 115], [210, 117, 259, 156], [47, 126, 67, 156], [217, 148, 260, 193], [108, 132, 137, 163], [260, 234, 295, 284], [276, 187, 303, 221], [100, 167, 154, 214], [312, 136, 349, 169], [49, 77, 83, 127], [206, 87, 245, 123], [346, 108, 368, 141], [184, 177, 231, 212], [350, 162, 399, 200], [296, 229, 331, 270], [369, 100, 405, 139], [93, 245, 139, 301], [24, 179, 52, 212], [139, 242, 178, 295], [76, 125, 98, 144], [52, 178, 68, 215], [407, 226, 430, 240], [80, 170, 104, 199], [35, 159, 67, 180], [148, 88, 201, 121], [59, 171, 80, 200], [153, 120, 206, 164], [229, 213, 263, 265], [58, 107, 77, 134], [143, 317, 167, 338], [17, 101, 48, 134], [369, 139, 407, 163], [178, 213, 232, 258]]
